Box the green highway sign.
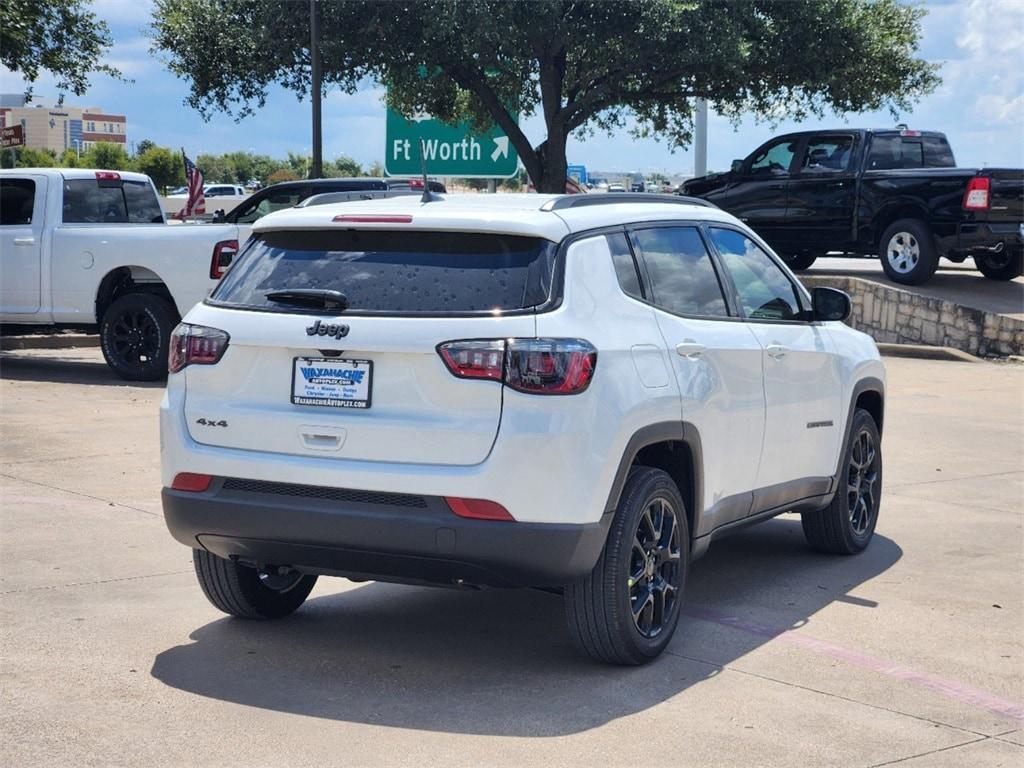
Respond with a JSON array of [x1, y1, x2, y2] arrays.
[[384, 107, 519, 178]]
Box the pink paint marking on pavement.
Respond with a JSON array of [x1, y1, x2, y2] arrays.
[[686, 607, 1024, 724]]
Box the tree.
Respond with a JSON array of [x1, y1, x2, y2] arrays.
[[135, 139, 157, 157], [266, 168, 299, 184], [151, 0, 939, 192], [82, 141, 132, 171], [326, 155, 362, 177], [366, 160, 385, 178], [1, 0, 121, 100], [2, 146, 57, 169], [135, 146, 185, 193], [59, 148, 80, 167]]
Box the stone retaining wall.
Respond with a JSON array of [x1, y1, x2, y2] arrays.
[[800, 276, 1024, 358]]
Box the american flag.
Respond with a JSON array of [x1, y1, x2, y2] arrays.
[[173, 150, 205, 219]]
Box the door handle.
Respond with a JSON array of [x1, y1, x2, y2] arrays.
[[13, 236, 35, 246], [766, 344, 789, 360], [676, 341, 706, 359]]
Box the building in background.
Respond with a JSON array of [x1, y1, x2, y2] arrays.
[[0, 95, 126, 155]]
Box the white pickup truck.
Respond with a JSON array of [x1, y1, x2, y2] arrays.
[[1, 168, 241, 380]]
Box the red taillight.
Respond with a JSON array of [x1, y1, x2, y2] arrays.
[[168, 324, 230, 373], [171, 472, 212, 492], [210, 239, 239, 279], [437, 340, 505, 381], [445, 497, 514, 521], [436, 338, 597, 394], [95, 171, 121, 181], [963, 177, 990, 210], [407, 179, 425, 189], [332, 214, 414, 223]]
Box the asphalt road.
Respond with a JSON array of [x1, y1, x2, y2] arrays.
[[1, 347, 1022, 767], [805, 257, 1024, 319]]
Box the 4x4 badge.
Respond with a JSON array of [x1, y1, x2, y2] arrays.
[[306, 319, 349, 340]]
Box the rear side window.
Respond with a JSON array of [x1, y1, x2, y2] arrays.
[[867, 135, 956, 170], [211, 230, 557, 314], [800, 135, 854, 173], [708, 228, 803, 321], [631, 226, 729, 317], [0, 178, 35, 225], [231, 188, 305, 224], [62, 179, 163, 223], [606, 232, 644, 300]]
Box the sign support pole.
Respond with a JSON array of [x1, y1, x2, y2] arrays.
[[694, 98, 708, 177]]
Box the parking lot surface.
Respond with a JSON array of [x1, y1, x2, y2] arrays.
[[1, 347, 1022, 767]]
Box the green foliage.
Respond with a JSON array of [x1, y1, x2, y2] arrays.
[[366, 160, 385, 178], [135, 139, 157, 157], [59, 148, 80, 167], [6, 146, 57, 168], [135, 146, 185, 194], [325, 155, 363, 177], [151, 0, 940, 192], [81, 141, 132, 171], [266, 168, 299, 184], [1, 0, 122, 100]]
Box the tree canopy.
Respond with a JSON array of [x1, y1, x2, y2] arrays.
[[152, 0, 939, 192], [1, 0, 121, 101], [135, 146, 186, 194]]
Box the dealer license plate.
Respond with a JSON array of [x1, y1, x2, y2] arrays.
[[291, 357, 372, 409]]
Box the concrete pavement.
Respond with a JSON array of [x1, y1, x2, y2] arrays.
[[1, 347, 1022, 767]]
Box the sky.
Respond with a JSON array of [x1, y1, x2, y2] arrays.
[[1, 0, 1022, 175]]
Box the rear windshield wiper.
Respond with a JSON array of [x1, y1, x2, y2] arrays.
[[264, 289, 350, 311]]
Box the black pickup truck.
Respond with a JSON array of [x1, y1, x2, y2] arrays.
[[681, 129, 1023, 285]]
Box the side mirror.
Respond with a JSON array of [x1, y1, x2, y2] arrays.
[[812, 286, 852, 322], [730, 159, 743, 174]]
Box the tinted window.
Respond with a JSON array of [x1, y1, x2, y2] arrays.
[[631, 227, 728, 317], [867, 135, 956, 170], [607, 232, 643, 300], [800, 136, 854, 173], [211, 230, 557, 314], [709, 228, 803, 321], [0, 178, 35, 225], [62, 179, 162, 223], [231, 188, 305, 224], [748, 138, 798, 177]]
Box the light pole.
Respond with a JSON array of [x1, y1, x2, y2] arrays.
[[694, 99, 708, 178], [310, 0, 323, 179]]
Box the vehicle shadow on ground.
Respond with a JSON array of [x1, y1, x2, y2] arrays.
[[0, 353, 164, 388], [151, 518, 901, 736]]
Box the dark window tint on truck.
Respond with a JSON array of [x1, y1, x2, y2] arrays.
[[211, 230, 557, 314], [0, 178, 35, 225], [867, 135, 956, 170], [62, 179, 164, 224]]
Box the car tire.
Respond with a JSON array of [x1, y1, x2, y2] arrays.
[[879, 219, 939, 285], [781, 252, 818, 271], [193, 549, 318, 619], [802, 408, 882, 555], [564, 466, 689, 665], [975, 249, 1023, 281], [99, 293, 177, 381]]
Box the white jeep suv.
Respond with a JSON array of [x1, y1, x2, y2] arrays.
[[160, 193, 885, 665]]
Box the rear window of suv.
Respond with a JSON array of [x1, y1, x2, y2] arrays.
[[210, 229, 558, 314]]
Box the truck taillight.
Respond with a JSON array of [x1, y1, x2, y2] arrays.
[[963, 177, 991, 210], [210, 239, 239, 279], [437, 338, 597, 395], [169, 324, 230, 373]]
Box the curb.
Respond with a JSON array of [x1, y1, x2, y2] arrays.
[[0, 334, 100, 351], [877, 343, 981, 363]]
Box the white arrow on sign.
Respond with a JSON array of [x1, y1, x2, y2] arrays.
[[491, 136, 509, 162]]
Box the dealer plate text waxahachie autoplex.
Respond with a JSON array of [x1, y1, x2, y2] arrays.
[[291, 357, 373, 409]]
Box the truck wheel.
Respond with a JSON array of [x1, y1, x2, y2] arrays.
[[975, 249, 1023, 281], [879, 219, 939, 285], [193, 549, 318, 619], [99, 293, 177, 381], [564, 466, 689, 665], [801, 408, 882, 555], [781, 252, 818, 271]]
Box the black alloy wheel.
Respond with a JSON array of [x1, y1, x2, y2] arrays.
[[847, 428, 880, 537], [629, 497, 682, 638], [99, 293, 176, 381]]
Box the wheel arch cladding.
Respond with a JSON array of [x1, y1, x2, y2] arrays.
[[95, 266, 180, 324], [833, 377, 886, 487], [603, 422, 702, 552]]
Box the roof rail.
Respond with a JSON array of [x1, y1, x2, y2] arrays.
[[541, 193, 718, 211]]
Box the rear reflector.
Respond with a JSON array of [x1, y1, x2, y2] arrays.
[[171, 473, 213, 492], [333, 214, 413, 223], [963, 177, 991, 210], [445, 497, 515, 521]]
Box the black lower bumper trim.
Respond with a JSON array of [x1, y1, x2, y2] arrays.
[[161, 483, 609, 588]]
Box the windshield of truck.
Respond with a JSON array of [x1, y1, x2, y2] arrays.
[[210, 229, 558, 314]]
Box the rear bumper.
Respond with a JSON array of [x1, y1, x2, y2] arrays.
[[162, 479, 610, 588], [952, 221, 1023, 254]]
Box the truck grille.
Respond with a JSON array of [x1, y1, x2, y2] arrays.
[[220, 478, 429, 508]]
